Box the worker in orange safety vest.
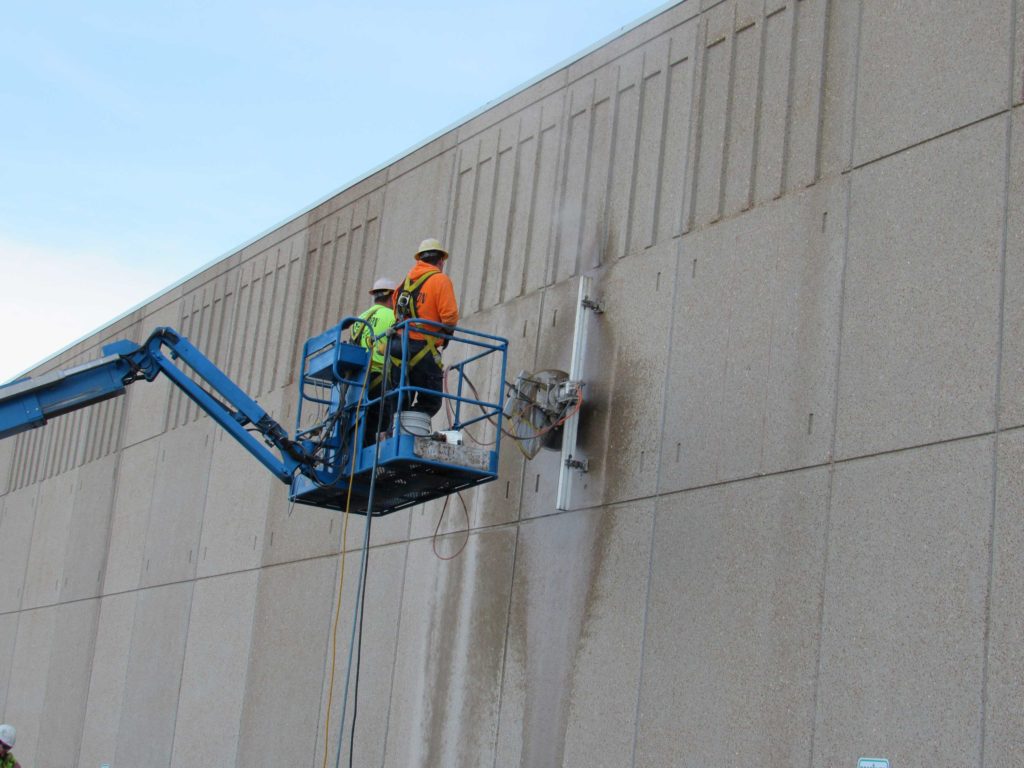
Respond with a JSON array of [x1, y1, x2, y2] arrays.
[[389, 238, 459, 417]]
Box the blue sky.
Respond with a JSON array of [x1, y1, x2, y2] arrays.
[[0, 0, 671, 382]]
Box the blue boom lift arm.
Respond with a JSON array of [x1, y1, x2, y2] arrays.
[[0, 327, 310, 481], [0, 321, 510, 516]]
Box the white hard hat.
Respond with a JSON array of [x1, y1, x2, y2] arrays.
[[414, 238, 449, 261], [369, 277, 398, 295], [0, 724, 15, 748]]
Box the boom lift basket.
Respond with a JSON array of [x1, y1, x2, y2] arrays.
[[290, 318, 509, 516]]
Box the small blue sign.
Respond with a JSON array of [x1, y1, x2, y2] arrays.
[[858, 759, 889, 768]]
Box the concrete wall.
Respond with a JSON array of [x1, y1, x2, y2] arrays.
[[1, 1, 1021, 765]]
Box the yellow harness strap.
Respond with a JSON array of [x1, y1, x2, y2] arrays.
[[391, 270, 443, 369]]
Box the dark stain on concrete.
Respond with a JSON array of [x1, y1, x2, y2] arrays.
[[511, 504, 618, 766], [421, 528, 516, 765]]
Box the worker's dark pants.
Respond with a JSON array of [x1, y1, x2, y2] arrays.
[[389, 339, 444, 417], [361, 373, 390, 446]]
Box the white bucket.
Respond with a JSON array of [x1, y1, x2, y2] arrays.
[[396, 411, 432, 436]]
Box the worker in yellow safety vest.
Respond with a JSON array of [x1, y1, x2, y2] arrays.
[[389, 238, 459, 417], [0, 724, 21, 768], [352, 277, 398, 441]]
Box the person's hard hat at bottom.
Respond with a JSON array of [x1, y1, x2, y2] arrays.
[[351, 277, 399, 443], [390, 238, 459, 417], [0, 724, 21, 768]]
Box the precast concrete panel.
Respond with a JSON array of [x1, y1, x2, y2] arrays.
[[483, 122, 525, 309], [7, 429, 39, 495], [377, 151, 457, 291], [0, 614, 16, 716], [236, 558, 337, 768], [170, 571, 258, 768], [20, 468, 75, 609], [497, 101, 555, 302], [199, 389, 287, 575], [814, 437, 993, 766], [314, 541, 406, 768], [36, 599, 101, 767], [751, 2, 796, 207], [317, 198, 368, 331], [0, 438, 14, 497], [60, 453, 117, 602], [786, 0, 829, 191], [553, 77, 599, 281], [853, 0, 1012, 165], [1000, 106, 1024, 428], [222, 258, 263, 393], [657, 20, 700, 241], [985, 429, 1024, 766], [524, 93, 566, 295], [0, 487, 37, 613], [139, 420, 214, 587], [818, 0, 861, 175], [4, 606, 57, 764], [266, 238, 308, 395], [566, 241, 679, 509], [1017, 6, 1024, 107], [692, 2, 733, 226], [298, 210, 345, 343], [630, 36, 674, 256], [260, 478, 329, 566], [575, 70, 618, 272], [220, 239, 308, 402], [384, 528, 515, 768], [604, 49, 644, 262], [330, 195, 385, 338], [115, 583, 193, 767], [452, 127, 501, 316], [197, 426, 275, 577], [721, 4, 763, 217], [660, 180, 844, 492], [635, 468, 828, 768], [496, 502, 654, 768], [836, 117, 1005, 459], [77, 593, 136, 768], [102, 437, 159, 594]]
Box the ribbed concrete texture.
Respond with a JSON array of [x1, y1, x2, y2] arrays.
[[1, 1, 1021, 765]]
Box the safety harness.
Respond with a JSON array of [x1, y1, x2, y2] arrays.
[[391, 269, 443, 369], [350, 304, 384, 347], [350, 303, 389, 391]]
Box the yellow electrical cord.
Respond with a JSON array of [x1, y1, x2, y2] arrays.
[[321, 364, 371, 768]]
